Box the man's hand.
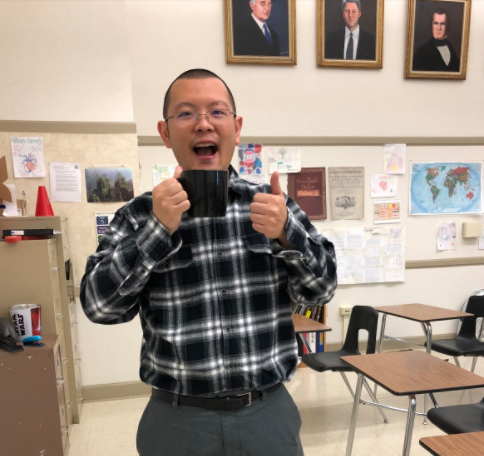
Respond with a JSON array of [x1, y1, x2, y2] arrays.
[[152, 166, 190, 235], [250, 171, 292, 248]]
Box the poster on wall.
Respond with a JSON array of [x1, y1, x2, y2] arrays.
[[437, 222, 456, 251], [10, 137, 46, 178], [371, 174, 397, 198], [49, 162, 82, 202], [85, 167, 134, 203], [383, 144, 406, 175], [373, 199, 401, 224], [267, 147, 301, 174], [237, 143, 264, 183], [322, 226, 405, 284], [152, 165, 177, 187], [328, 167, 364, 220], [287, 168, 327, 220], [409, 162, 482, 215], [95, 212, 115, 245]]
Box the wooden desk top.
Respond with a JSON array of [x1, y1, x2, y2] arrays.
[[341, 350, 484, 396], [373, 304, 472, 322], [292, 314, 332, 334], [420, 431, 484, 456]]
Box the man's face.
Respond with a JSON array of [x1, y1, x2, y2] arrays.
[[343, 2, 361, 30], [250, 0, 272, 23], [432, 13, 447, 40], [158, 78, 243, 171]]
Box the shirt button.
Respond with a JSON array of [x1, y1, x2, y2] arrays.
[[217, 252, 223, 258], [221, 288, 227, 295], [284, 254, 292, 260], [139, 268, 146, 274], [228, 363, 234, 370]]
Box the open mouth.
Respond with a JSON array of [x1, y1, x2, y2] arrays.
[[193, 142, 218, 157]]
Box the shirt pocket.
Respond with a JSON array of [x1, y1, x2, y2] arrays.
[[148, 245, 201, 311]]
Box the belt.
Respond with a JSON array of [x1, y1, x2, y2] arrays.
[[151, 383, 281, 411]]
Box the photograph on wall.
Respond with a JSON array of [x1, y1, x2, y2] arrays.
[[405, 0, 471, 79], [288, 168, 327, 220], [328, 167, 364, 220], [224, 0, 296, 65], [409, 162, 482, 215], [317, 0, 384, 68], [85, 167, 134, 203]]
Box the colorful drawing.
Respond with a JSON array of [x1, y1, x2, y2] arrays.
[[238, 143, 262, 176]]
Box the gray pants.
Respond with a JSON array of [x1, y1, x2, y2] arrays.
[[137, 384, 304, 456]]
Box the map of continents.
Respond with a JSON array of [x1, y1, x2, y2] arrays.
[[410, 163, 482, 214]]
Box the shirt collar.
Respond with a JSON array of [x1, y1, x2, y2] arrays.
[[228, 165, 245, 197], [251, 13, 267, 31], [345, 25, 360, 39]]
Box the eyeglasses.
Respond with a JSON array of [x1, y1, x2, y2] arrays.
[[257, 1, 273, 8], [165, 109, 236, 127]]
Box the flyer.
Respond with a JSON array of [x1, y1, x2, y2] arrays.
[[328, 167, 364, 220]]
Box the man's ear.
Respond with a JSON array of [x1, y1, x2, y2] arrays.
[[157, 121, 172, 149], [234, 116, 243, 145]]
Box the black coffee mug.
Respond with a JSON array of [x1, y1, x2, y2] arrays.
[[177, 170, 228, 217]]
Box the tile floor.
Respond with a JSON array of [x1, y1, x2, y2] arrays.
[[68, 353, 484, 456]]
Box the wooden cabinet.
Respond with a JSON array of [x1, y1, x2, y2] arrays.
[[0, 336, 69, 456], [0, 216, 82, 424]]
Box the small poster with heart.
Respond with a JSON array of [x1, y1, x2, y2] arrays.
[[371, 174, 397, 198]]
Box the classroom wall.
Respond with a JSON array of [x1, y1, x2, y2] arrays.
[[126, 0, 484, 138], [0, 0, 483, 388], [0, 0, 134, 122]]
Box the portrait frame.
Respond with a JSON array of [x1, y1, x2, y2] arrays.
[[224, 0, 297, 65], [317, 0, 384, 69], [405, 0, 471, 80]]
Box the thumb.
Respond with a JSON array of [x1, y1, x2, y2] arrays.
[[173, 165, 183, 179], [270, 171, 283, 196]]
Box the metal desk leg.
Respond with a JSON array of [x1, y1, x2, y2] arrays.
[[374, 314, 387, 396], [402, 395, 417, 456], [472, 356, 478, 372], [421, 322, 433, 425], [346, 373, 364, 456]]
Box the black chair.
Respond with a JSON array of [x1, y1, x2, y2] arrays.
[[302, 305, 388, 423], [427, 398, 484, 434], [427, 296, 484, 371]]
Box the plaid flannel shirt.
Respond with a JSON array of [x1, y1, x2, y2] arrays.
[[81, 167, 337, 395]]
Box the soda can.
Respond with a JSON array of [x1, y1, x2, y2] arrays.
[[9, 304, 41, 342]]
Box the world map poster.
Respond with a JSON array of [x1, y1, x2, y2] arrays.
[[410, 162, 482, 215]]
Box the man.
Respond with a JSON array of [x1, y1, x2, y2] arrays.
[[81, 69, 337, 456], [233, 0, 280, 56], [412, 9, 460, 72], [325, 0, 376, 60]]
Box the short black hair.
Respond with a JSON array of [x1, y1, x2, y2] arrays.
[[163, 69, 236, 119], [431, 9, 451, 34]]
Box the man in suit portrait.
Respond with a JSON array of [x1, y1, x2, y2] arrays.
[[412, 9, 460, 72], [233, 0, 280, 56], [325, 0, 376, 60]]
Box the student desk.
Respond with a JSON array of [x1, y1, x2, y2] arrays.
[[420, 431, 484, 456], [374, 304, 473, 421], [341, 350, 484, 456], [374, 304, 472, 356], [292, 313, 331, 354]]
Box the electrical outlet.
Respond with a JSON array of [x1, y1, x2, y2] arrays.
[[339, 306, 352, 316]]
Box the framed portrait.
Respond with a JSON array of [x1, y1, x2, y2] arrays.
[[405, 0, 471, 79], [317, 0, 384, 68], [224, 0, 296, 65]]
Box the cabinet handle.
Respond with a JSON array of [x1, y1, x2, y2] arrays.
[[57, 378, 65, 385], [70, 322, 78, 327], [56, 314, 63, 319], [78, 397, 84, 402], [64, 245, 70, 249], [75, 359, 82, 365], [66, 401, 72, 408], [51, 267, 59, 272], [62, 358, 68, 364]]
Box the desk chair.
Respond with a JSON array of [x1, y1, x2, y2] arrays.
[[302, 305, 388, 423], [427, 296, 484, 372], [427, 398, 484, 435]]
